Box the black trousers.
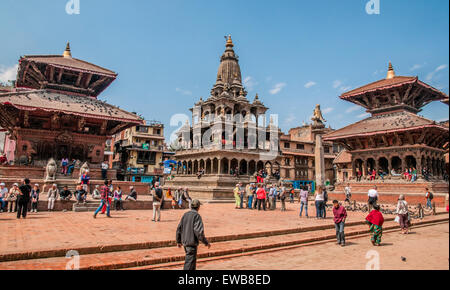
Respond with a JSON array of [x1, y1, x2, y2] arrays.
[[257, 199, 266, 211], [17, 198, 29, 218], [183, 246, 198, 270]]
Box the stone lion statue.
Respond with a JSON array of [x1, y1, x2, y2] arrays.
[[45, 158, 57, 181]]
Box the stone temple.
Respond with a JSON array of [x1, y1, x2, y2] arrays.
[[165, 36, 282, 200], [325, 62, 449, 205]]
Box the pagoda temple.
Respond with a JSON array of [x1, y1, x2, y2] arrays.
[[165, 36, 282, 200], [324, 62, 449, 204], [0, 43, 143, 179]]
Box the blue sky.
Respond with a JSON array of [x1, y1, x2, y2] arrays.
[[1, 0, 448, 142]]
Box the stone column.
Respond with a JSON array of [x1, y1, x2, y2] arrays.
[[218, 158, 222, 175], [363, 159, 368, 176], [314, 133, 326, 187]]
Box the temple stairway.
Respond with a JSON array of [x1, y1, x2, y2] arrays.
[[163, 174, 279, 201]]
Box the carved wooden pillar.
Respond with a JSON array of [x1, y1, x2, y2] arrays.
[[218, 158, 222, 175], [363, 159, 368, 176]]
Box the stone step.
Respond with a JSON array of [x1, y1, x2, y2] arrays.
[[0, 216, 446, 270]]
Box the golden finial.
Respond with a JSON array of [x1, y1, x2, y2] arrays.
[[386, 61, 395, 79], [63, 42, 72, 58], [226, 35, 234, 47]]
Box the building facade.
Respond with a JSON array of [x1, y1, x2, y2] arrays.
[[280, 124, 339, 184], [112, 121, 165, 183]]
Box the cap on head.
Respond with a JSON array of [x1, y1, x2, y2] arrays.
[[191, 199, 202, 209], [398, 194, 405, 200], [0, 182, 5, 186]]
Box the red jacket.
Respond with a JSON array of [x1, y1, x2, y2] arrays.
[[366, 210, 384, 227], [333, 205, 347, 224], [256, 188, 266, 200]]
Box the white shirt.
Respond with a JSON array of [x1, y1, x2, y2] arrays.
[[101, 163, 109, 170], [0, 187, 8, 198], [368, 189, 378, 198], [344, 186, 351, 196], [315, 192, 324, 201]]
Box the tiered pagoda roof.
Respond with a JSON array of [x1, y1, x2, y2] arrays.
[[340, 62, 449, 115], [16, 43, 117, 98], [324, 62, 449, 150]]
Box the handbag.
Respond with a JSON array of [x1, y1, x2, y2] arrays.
[[394, 216, 400, 223]]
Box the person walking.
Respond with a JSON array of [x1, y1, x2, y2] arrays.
[[367, 185, 378, 212], [280, 185, 287, 212], [152, 182, 163, 222], [176, 199, 211, 270], [332, 200, 347, 247], [322, 188, 328, 219], [425, 188, 433, 210], [47, 184, 59, 211], [61, 157, 69, 176], [183, 188, 192, 209], [366, 204, 384, 246], [314, 186, 325, 219], [299, 186, 309, 218], [256, 184, 266, 211], [344, 183, 352, 205], [7, 183, 19, 213], [17, 178, 32, 219], [93, 180, 111, 218], [396, 195, 410, 234]]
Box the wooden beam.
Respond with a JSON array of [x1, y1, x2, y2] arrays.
[[57, 68, 64, 83], [29, 62, 45, 80], [49, 66, 55, 83], [21, 62, 30, 83], [75, 72, 83, 87], [405, 132, 414, 145], [381, 135, 389, 147], [88, 76, 108, 90], [416, 131, 427, 144], [83, 73, 93, 88], [402, 83, 414, 103]]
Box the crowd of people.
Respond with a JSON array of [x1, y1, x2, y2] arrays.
[[354, 166, 436, 183], [0, 178, 139, 217]]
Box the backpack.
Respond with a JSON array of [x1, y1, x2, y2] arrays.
[[323, 190, 328, 202], [428, 192, 434, 200]]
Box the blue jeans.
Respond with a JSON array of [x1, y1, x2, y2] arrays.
[[248, 195, 253, 209], [426, 198, 433, 209], [0, 198, 5, 210], [240, 194, 244, 209], [315, 201, 323, 218], [300, 201, 308, 216], [94, 200, 110, 216], [335, 222, 345, 244]]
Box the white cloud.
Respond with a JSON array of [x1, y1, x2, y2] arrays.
[[322, 107, 334, 114], [270, 82, 287, 95], [243, 76, 258, 91], [175, 87, 192, 96], [357, 112, 370, 118], [304, 81, 316, 89], [436, 64, 448, 72], [345, 105, 360, 113], [410, 63, 425, 71], [332, 80, 342, 89], [0, 64, 18, 84], [426, 64, 448, 81], [339, 86, 352, 92]]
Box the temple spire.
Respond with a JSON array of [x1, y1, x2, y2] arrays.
[[63, 42, 72, 58], [386, 61, 395, 79], [226, 35, 234, 48]]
